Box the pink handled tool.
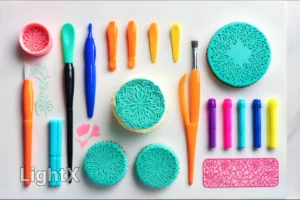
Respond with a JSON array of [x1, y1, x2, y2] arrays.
[[223, 99, 232, 149]]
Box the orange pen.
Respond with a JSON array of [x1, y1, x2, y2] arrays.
[[179, 41, 200, 185], [126, 21, 136, 69], [22, 65, 34, 186], [107, 21, 118, 71]]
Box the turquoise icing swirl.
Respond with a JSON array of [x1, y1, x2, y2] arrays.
[[114, 78, 166, 129]]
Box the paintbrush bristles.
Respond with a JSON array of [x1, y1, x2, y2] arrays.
[[23, 64, 31, 80], [191, 40, 198, 48]]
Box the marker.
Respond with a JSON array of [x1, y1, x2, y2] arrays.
[[252, 99, 262, 148], [237, 99, 246, 149], [208, 98, 216, 148], [223, 99, 232, 149], [84, 23, 96, 118], [267, 98, 278, 149]]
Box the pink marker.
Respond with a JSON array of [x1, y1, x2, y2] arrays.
[[223, 99, 232, 149]]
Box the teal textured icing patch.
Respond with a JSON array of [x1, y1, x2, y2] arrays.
[[207, 22, 271, 87], [135, 144, 179, 188], [84, 141, 128, 186], [115, 78, 166, 129]]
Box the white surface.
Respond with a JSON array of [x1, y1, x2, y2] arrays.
[[0, 1, 287, 199]]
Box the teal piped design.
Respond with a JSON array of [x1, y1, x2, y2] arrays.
[[207, 22, 271, 87], [84, 141, 128, 186], [115, 79, 166, 129], [135, 144, 179, 188], [61, 23, 75, 63]]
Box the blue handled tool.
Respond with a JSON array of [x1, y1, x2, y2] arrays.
[[237, 99, 246, 149], [49, 119, 62, 187], [252, 99, 262, 148], [85, 23, 96, 118]]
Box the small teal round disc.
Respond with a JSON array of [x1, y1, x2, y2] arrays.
[[207, 22, 271, 87], [135, 144, 179, 188], [84, 141, 128, 186]]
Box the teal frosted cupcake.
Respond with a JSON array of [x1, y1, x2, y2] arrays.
[[112, 78, 167, 133], [207, 22, 271, 87], [135, 144, 179, 188], [83, 141, 128, 186]]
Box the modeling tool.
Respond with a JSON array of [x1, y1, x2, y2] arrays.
[[107, 21, 118, 71], [237, 99, 246, 149], [126, 21, 136, 69], [49, 119, 62, 187], [179, 41, 200, 185], [170, 23, 181, 62], [22, 64, 34, 187], [252, 99, 262, 148], [267, 98, 278, 149], [223, 99, 232, 149], [208, 99, 216, 148], [84, 23, 96, 118], [148, 22, 158, 63], [61, 23, 75, 183]]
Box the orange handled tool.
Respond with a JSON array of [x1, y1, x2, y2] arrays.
[[22, 73, 34, 186], [126, 21, 136, 69], [107, 21, 118, 71], [179, 41, 200, 185]]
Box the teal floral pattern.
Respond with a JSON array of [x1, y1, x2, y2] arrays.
[[115, 79, 166, 129], [135, 144, 179, 188], [31, 65, 53, 116], [207, 22, 271, 87], [84, 141, 128, 186]]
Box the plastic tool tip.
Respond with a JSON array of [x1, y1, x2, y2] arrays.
[[238, 99, 246, 108], [252, 99, 261, 108], [223, 99, 232, 108], [88, 23, 92, 37], [208, 98, 216, 108], [191, 40, 198, 48]]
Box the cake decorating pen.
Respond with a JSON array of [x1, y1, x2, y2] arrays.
[[85, 23, 96, 118], [252, 99, 262, 149], [237, 99, 246, 149], [61, 23, 75, 183], [179, 40, 200, 185], [267, 98, 278, 149], [223, 99, 232, 149], [208, 98, 216, 148]]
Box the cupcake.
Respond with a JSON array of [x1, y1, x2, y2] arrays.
[[135, 144, 180, 188], [207, 22, 271, 87], [83, 141, 128, 186], [112, 78, 167, 133]]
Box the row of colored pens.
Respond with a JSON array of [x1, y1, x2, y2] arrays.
[[207, 98, 278, 149]]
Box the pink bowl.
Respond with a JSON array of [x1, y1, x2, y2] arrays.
[[19, 23, 53, 57]]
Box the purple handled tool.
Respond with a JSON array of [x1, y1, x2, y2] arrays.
[[208, 98, 216, 148]]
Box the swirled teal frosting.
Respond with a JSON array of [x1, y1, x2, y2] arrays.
[[114, 78, 166, 129]]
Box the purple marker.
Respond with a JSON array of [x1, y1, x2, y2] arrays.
[[208, 98, 216, 148]]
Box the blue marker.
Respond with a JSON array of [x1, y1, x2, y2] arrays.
[[252, 99, 262, 148], [49, 120, 62, 187], [237, 99, 246, 149], [85, 23, 96, 118]]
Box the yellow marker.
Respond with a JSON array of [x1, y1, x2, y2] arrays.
[[148, 22, 158, 63], [267, 98, 278, 149], [170, 23, 181, 62]]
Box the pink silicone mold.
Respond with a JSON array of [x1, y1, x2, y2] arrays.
[[19, 23, 53, 57]]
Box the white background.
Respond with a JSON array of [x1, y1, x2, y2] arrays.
[[0, 1, 288, 199]]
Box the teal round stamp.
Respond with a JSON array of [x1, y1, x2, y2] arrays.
[[135, 144, 179, 188], [84, 141, 128, 186], [112, 78, 167, 133], [207, 22, 271, 87]]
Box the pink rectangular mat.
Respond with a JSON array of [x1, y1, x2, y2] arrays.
[[203, 158, 279, 188]]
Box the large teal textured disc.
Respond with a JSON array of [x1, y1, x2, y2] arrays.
[[84, 141, 128, 186], [207, 22, 271, 87], [135, 144, 179, 188]]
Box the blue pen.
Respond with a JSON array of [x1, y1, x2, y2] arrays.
[[85, 23, 96, 118], [237, 99, 246, 149], [49, 119, 62, 187], [252, 99, 262, 148]]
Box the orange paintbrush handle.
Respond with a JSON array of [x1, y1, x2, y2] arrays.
[[126, 21, 136, 69], [107, 21, 118, 71], [23, 80, 33, 186], [189, 69, 200, 124]]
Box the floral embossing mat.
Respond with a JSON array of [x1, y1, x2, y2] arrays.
[[203, 158, 279, 188]]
